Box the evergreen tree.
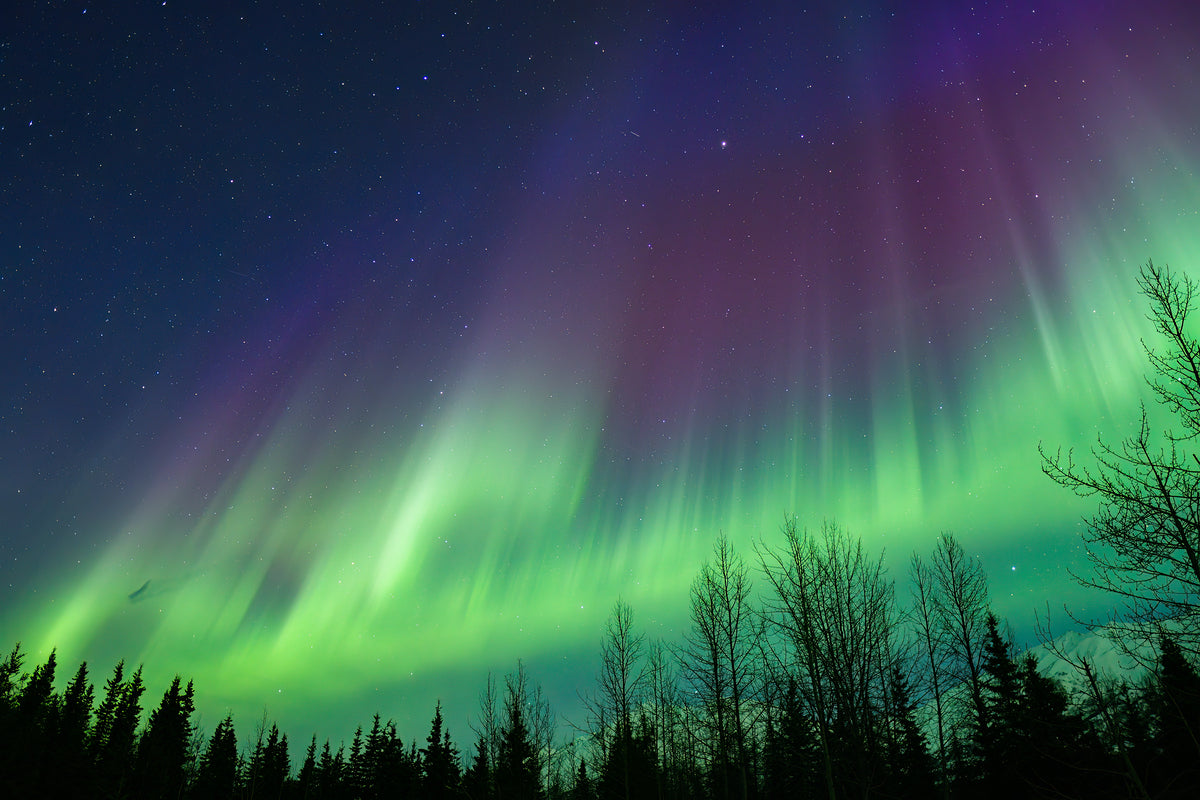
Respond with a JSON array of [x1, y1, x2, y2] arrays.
[[598, 712, 660, 800], [49, 660, 95, 799], [884, 666, 935, 799], [1018, 653, 1105, 798], [1111, 678, 1156, 798], [0, 643, 22, 709], [91, 662, 146, 798], [975, 613, 1022, 798], [571, 757, 594, 800], [297, 734, 318, 799], [136, 675, 196, 799], [1150, 636, 1200, 797], [423, 701, 461, 799], [347, 725, 365, 798], [761, 677, 818, 800], [247, 722, 290, 800], [496, 667, 541, 800], [10, 649, 57, 796], [0, 642, 26, 792], [89, 660, 125, 757], [359, 714, 386, 799], [315, 739, 347, 800], [365, 715, 420, 799], [193, 714, 241, 800], [462, 737, 491, 800]]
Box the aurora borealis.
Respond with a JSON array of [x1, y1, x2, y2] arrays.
[[4, 1, 1200, 745]]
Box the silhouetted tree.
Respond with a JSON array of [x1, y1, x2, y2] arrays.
[[910, 552, 951, 790], [10, 649, 57, 795], [49, 659, 95, 798], [597, 712, 659, 800], [883, 666, 935, 799], [974, 613, 1022, 798], [468, 672, 501, 800], [929, 532, 992, 756], [496, 662, 542, 800], [360, 714, 418, 798], [571, 757, 595, 800], [679, 535, 761, 800], [1042, 261, 1200, 657], [760, 677, 818, 800], [247, 721, 289, 800], [1018, 652, 1105, 799], [759, 519, 897, 799], [315, 739, 347, 799], [591, 601, 647, 800], [422, 701, 461, 799], [193, 714, 241, 800], [136, 675, 196, 799], [297, 735, 318, 799], [463, 737, 491, 800], [0, 643, 25, 797], [93, 662, 145, 798], [645, 640, 691, 800], [1148, 636, 1200, 797]]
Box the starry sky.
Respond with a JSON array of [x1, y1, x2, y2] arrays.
[[3, 0, 1200, 748]]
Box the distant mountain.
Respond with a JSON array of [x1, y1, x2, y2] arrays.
[[1025, 628, 1150, 687]]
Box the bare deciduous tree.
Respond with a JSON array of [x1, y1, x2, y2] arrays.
[[590, 599, 648, 800], [678, 535, 762, 800], [1042, 261, 1200, 658], [909, 552, 951, 789], [759, 519, 898, 800], [928, 532, 991, 742]]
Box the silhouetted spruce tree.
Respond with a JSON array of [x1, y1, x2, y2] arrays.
[[423, 701, 461, 799], [883, 666, 935, 799], [358, 715, 386, 799], [1018, 652, 1106, 798], [315, 739, 347, 799], [571, 757, 595, 800], [89, 660, 125, 757], [247, 722, 290, 800], [463, 737, 492, 800], [135, 675, 196, 799], [192, 714, 241, 800], [297, 735, 318, 798], [0, 643, 25, 798], [10, 649, 57, 796], [496, 664, 542, 800], [599, 712, 660, 800], [49, 659, 95, 799], [1149, 636, 1200, 797], [0, 642, 21, 706], [975, 613, 1021, 798], [1108, 679, 1156, 799], [92, 661, 146, 798], [347, 725, 366, 797], [364, 716, 419, 799], [760, 677, 818, 800]]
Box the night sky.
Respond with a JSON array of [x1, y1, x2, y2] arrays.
[[4, 1, 1200, 747]]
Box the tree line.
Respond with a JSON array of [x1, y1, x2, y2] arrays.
[[2, 525, 1198, 799], [2, 260, 1199, 799]]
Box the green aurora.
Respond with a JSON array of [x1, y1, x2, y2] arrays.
[[4, 0, 1200, 747]]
